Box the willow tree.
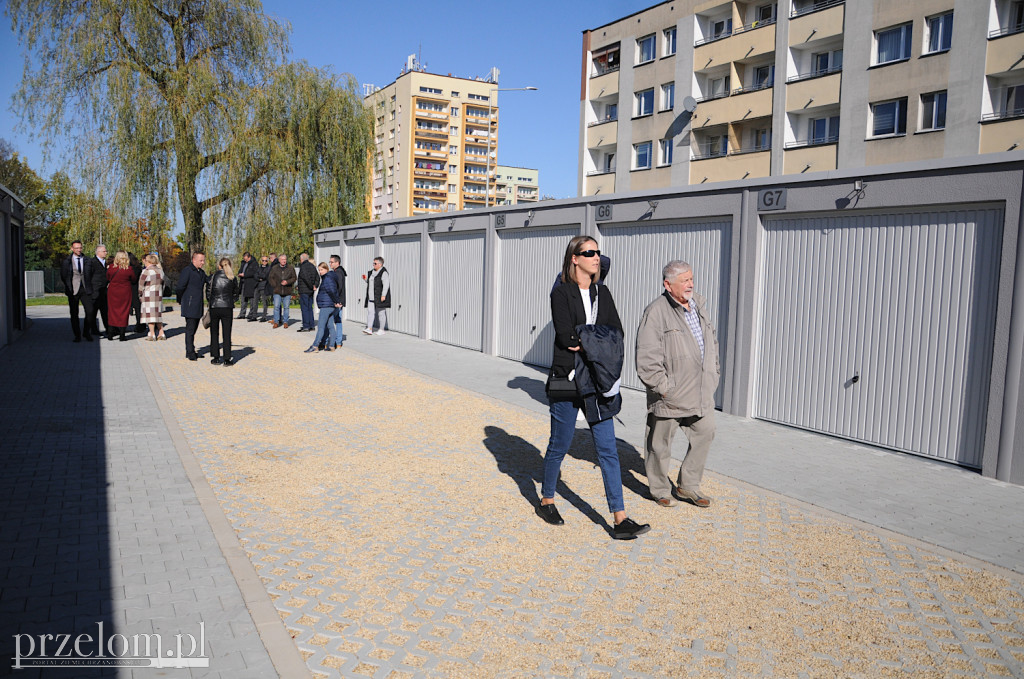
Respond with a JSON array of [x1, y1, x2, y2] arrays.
[[8, 0, 373, 253]]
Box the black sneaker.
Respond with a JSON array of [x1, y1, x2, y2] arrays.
[[612, 517, 650, 540], [535, 504, 564, 526]]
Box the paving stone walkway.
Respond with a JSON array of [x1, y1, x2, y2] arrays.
[[128, 310, 1024, 678]]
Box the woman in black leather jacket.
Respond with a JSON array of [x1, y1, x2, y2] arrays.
[[207, 257, 239, 366]]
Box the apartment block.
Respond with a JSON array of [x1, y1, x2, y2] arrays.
[[494, 165, 540, 205], [579, 0, 1024, 195], [365, 66, 503, 220]]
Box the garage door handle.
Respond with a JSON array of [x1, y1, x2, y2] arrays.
[[851, 373, 859, 384], [530, 325, 536, 333], [453, 312, 458, 320]]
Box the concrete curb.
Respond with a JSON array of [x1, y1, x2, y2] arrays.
[[133, 342, 311, 679]]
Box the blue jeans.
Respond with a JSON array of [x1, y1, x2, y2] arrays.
[[299, 293, 314, 329], [273, 294, 291, 324], [541, 399, 625, 513], [312, 307, 336, 348]]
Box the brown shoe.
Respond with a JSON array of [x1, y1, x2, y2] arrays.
[[271, 322, 279, 328], [656, 497, 678, 507], [672, 486, 711, 508], [282, 323, 289, 329]]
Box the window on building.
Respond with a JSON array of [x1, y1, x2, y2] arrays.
[[389, 111, 395, 121], [635, 88, 655, 116], [814, 49, 843, 74], [450, 126, 459, 136], [637, 34, 656, 64], [1014, 2, 1024, 32], [633, 141, 652, 169], [926, 12, 953, 53], [451, 107, 459, 116], [709, 75, 731, 98], [448, 164, 458, 173], [757, 3, 776, 22], [664, 27, 677, 56], [1004, 85, 1024, 116], [451, 91, 460, 97], [603, 153, 616, 173], [659, 139, 673, 165], [592, 43, 621, 76], [920, 91, 947, 130], [605, 102, 618, 122], [468, 93, 489, 101], [875, 23, 912, 65], [871, 98, 908, 136], [419, 87, 442, 95], [753, 64, 774, 89], [449, 145, 458, 155], [661, 83, 675, 111], [809, 115, 840, 143], [711, 17, 732, 39], [449, 184, 457, 193], [701, 135, 728, 157]]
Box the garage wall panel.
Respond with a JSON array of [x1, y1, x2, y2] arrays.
[[599, 219, 732, 397], [344, 239, 376, 322], [756, 207, 1003, 467], [495, 226, 580, 367], [381, 235, 421, 336], [430, 231, 485, 350]]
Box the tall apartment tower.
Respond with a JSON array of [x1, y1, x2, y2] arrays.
[[579, 0, 1024, 195], [494, 165, 540, 205], [365, 65, 503, 220]]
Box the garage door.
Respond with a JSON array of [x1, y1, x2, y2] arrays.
[[756, 207, 1002, 467], [430, 231, 485, 350], [600, 219, 732, 397], [381, 235, 421, 336], [344, 239, 375, 323], [495, 225, 579, 367]]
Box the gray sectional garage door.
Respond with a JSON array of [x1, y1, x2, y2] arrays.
[[756, 207, 1003, 467], [344, 239, 376, 322], [430, 231, 485, 350], [381, 235, 421, 336]]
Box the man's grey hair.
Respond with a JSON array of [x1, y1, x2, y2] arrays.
[[662, 260, 692, 281], [299, 253, 309, 262]]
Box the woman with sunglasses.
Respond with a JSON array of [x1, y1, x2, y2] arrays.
[[537, 235, 650, 540]]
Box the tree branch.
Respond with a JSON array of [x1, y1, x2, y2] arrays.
[[187, 41, 229, 68], [199, 163, 269, 212], [112, 12, 164, 87]]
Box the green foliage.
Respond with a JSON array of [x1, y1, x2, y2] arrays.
[[8, 0, 373, 254]]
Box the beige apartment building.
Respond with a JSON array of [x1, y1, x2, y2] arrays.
[[365, 65, 505, 220], [579, 0, 1024, 195], [494, 165, 540, 205]]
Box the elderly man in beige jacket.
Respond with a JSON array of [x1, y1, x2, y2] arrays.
[[635, 260, 720, 508]]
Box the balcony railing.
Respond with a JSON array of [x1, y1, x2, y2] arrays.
[[786, 65, 843, 84], [732, 81, 773, 96], [989, 23, 1024, 39], [790, 0, 844, 18], [733, 16, 776, 35], [588, 114, 618, 127], [591, 63, 620, 78], [784, 135, 839, 149], [694, 91, 730, 104], [691, 148, 728, 161], [981, 108, 1024, 122], [694, 30, 732, 47], [730, 143, 772, 155], [586, 168, 616, 176]]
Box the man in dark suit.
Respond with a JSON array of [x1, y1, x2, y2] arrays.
[[175, 251, 208, 361], [86, 244, 110, 339], [59, 240, 94, 342]]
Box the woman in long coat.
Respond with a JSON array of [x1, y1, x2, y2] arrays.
[[139, 254, 166, 340], [106, 251, 138, 341]]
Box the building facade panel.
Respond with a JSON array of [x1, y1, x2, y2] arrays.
[[429, 231, 486, 350], [755, 206, 1003, 467]]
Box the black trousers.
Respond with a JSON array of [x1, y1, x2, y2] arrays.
[[239, 294, 257, 318], [85, 289, 107, 336], [209, 308, 233, 360], [184, 317, 201, 358], [66, 289, 95, 338], [258, 287, 271, 316]]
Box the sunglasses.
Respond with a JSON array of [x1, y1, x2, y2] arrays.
[[575, 249, 601, 258]]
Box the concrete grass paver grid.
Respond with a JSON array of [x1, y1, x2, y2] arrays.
[[134, 312, 1024, 678]]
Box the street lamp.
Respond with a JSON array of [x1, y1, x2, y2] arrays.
[[486, 86, 538, 208]]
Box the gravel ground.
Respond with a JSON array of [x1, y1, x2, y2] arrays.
[[137, 313, 1024, 678]]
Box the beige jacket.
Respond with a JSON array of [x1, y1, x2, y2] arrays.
[[635, 290, 720, 418]]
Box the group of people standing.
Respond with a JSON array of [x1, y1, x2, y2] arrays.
[[60, 241, 167, 342]]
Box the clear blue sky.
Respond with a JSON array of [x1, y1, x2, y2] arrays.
[[1, 0, 655, 203]]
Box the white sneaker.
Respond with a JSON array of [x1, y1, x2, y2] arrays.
[[375, 329, 386, 335], [362, 328, 373, 335]]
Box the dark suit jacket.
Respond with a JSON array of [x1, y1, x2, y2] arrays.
[[87, 257, 108, 297], [60, 254, 93, 297], [332, 266, 346, 303], [175, 264, 208, 319]]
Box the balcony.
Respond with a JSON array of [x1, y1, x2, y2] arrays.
[[695, 24, 775, 69], [980, 114, 1024, 152], [585, 171, 615, 196], [790, 0, 844, 19], [990, 24, 1024, 40], [414, 128, 448, 142], [786, 65, 842, 84], [783, 142, 838, 174], [787, 71, 841, 110], [987, 30, 1024, 75], [587, 120, 618, 148], [414, 109, 449, 122], [789, 1, 844, 45], [413, 148, 446, 160], [412, 166, 446, 180], [688, 151, 770, 183], [587, 114, 618, 127], [728, 85, 774, 119]]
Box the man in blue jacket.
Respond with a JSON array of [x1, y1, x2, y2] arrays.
[[175, 252, 208, 361]]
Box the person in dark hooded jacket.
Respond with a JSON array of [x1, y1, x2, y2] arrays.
[[536, 236, 650, 541]]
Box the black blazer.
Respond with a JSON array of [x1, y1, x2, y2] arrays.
[[87, 257, 108, 295], [549, 281, 622, 379], [60, 254, 93, 296], [175, 264, 208, 319]]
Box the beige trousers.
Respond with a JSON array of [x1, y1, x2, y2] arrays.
[[644, 412, 716, 500]]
